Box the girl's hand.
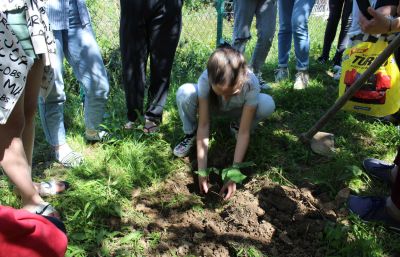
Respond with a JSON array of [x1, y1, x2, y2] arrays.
[[198, 176, 209, 194], [219, 180, 236, 200], [359, 7, 391, 34]]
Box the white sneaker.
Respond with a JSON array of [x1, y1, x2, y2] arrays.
[[293, 71, 309, 90], [55, 144, 83, 168], [274, 67, 289, 82], [173, 134, 195, 158], [85, 129, 109, 142]]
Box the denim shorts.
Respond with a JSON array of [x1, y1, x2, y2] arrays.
[[6, 9, 36, 58]]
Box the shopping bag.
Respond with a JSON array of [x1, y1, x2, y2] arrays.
[[338, 38, 400, 117]]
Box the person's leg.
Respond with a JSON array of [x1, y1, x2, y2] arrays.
[[0, 60, 50, 212], [223, 94, 275, 131], [277, 0, 294, 69], [388, 169, 400, 221], [291, 0, 315, 72], [319, 0, 344, 62], [251, 0, 277, 73], [38, 29, 67, 148], [38, 30, 82, 167], [120, 0, 148, 123], [232, 0, 257, 54], [63, 0, 109, 139], [145, 0, 183, 123], [176, 83, 199, 135], [173, 83, 198, 157], [251, 93, 275, 129], [22, 58, 44, 166], [332, 0, 353, 66]]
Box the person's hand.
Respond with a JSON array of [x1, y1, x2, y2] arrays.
[[359, 7, 391, 34], [198, 176, 209, 194], [397, 3, 400, 16], [219, 180, 236, 200]]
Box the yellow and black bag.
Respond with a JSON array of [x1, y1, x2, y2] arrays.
[[338, 38, 400, 117]]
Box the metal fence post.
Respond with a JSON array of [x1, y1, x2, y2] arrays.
[[216, 0, 224, 46]]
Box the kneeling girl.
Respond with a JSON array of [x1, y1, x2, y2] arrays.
[[174, 46, 275, 200]]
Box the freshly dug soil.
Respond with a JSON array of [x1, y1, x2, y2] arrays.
[[130, 170, 349, 257]]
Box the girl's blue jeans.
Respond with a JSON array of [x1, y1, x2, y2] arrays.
[[38, 0, 109, 146], [277, 0, 316, 71]]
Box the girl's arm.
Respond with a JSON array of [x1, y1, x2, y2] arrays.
[[233, 105, 256, 163], [220, 104, 256, 200], [197, 97, 210, 193]]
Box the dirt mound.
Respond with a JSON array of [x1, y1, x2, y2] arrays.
[[130, 171, 349, 257]]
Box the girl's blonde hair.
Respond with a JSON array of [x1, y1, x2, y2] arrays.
[[207, 45, 247, 106]]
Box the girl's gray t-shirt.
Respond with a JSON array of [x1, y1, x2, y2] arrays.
[[197, 69, 260, 111]]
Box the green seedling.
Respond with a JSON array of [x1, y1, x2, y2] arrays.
[[194, 162, 254, 184]]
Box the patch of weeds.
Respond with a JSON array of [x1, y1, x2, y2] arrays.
[[324, 218, 388, 257], [119, 230, 145, 255], [234, 245, 265, 257], [192, 204, 205, 213], [147, 232, 162, 249]]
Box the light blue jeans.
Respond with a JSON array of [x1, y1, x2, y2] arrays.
[[176, 83, 275, 135], [232, 0, 277, 73], [38, 0, 109, 146], [277, 0, 315, 71]]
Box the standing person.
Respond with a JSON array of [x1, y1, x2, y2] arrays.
[[232, 0, 277, 89], [38, 0, 110, 168], [120, 0, 183, 133], [0, 0, 59, 216], [317, 0, 353, 80], [173, 46, 275, 200], [275, 0, 316, 90]]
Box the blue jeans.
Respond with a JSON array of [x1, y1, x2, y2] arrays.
[[232, 0, 277, 73], [277, 0, 315, 71], [38, 0, 109, 146]]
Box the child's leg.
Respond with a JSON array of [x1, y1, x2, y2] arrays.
[[252, 93, 275, 129], [0, 58, 48, 210], [22, 58, 44, 166], [387, 169, 400, 221], [176, 83, 199, 135], [223, 93, 275, 131]]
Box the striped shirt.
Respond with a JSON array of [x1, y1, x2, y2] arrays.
[[47, 0, 91, 30]]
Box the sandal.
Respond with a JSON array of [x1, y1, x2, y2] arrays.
[[26, 202, 60, 218], [143, 119, 160, 134], [37, 180, 70, 197]]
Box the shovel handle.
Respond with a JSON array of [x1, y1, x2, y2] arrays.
[[301, 33, 400, 143]]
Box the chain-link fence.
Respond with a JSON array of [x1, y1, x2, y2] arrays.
[[87, 0, 332, 74]]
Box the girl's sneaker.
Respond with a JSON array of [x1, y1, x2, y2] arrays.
[[55, 144, 83, 168], [173, 134, 195, 157], [294, 71, 309, 90], [274, 67, 289, 82]]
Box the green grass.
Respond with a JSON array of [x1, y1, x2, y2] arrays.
[[1, 3, 400, 256]]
